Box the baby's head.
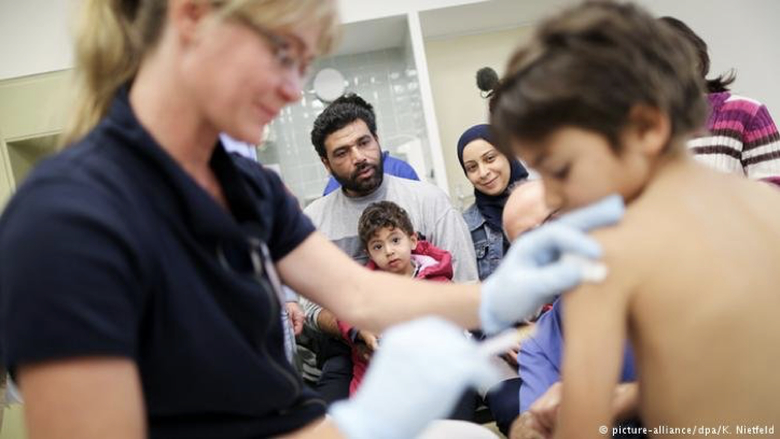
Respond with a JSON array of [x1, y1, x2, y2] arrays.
[[358, 201, 418, 276], [491, 1, 707, 213]]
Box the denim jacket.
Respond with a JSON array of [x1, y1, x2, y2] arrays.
[[462, 203, 506, 281]]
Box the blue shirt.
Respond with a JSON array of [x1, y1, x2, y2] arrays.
[[322, 151, 420, 195], [0, 88, 325, 437], [519, 300, 637, 412], [462, 203, 505, 280]]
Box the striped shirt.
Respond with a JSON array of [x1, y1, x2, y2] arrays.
[[688, 92, 780, 181]]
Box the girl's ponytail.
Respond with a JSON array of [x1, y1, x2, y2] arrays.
[[62, 0, 143, 145]]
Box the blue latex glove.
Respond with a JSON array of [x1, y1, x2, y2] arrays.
[[480, 195, 625, 334], [329, 317, 500, 439]]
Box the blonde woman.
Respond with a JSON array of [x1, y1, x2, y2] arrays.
[[0, 1, 623, 438]]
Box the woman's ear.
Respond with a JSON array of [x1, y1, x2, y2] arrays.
[[626, 105, 671, 156], [169, 0, 213, 44]]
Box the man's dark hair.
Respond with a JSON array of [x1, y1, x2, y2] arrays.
[[490, 1, 707, 154], [358, 201, 415, 248], [311, 93, 378, 159], [659, 16, 735, 93]]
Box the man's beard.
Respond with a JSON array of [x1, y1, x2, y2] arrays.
[[334, 154, 384, 196]]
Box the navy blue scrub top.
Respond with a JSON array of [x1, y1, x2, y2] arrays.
[[0, 88, 326, 438]]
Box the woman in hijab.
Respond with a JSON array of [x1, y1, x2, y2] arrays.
[[458, 123, 529, 281], [455, 123, 529, 435]]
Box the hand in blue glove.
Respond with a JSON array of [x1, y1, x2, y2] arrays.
[[480, 195, 625, 334], [329, 317, 500, 439]]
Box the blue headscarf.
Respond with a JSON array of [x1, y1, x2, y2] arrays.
[[457, 124, 528, 234]]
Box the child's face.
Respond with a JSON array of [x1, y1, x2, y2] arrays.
[[366, 227, 418, 276], [514, 127, 651, 213]]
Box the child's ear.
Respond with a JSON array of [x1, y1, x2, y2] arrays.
[[626, 105, 671, 157], [410, 232, 418, 248]]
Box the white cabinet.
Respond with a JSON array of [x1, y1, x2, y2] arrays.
[[0, 70, 70, 207]]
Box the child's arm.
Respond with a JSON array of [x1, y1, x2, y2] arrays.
[[555, 232, 635, 439], [336, 320, 355, 342], [337, 320, 380, 359]]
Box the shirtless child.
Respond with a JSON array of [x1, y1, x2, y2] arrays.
[[491, 2, 780, 438]]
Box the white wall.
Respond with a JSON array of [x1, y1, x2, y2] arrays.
[[425, 0, 780, 203], [338, 0, 483, 24], [425, 27, 533, 207], [0, 0, 76, 80], [2, 0, 779, 188], [3, 0, 779, 118], [0, 0, 488, 80], [636, 0, 780, 115]]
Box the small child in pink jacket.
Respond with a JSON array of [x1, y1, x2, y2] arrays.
[[338, 201, 453, 395]]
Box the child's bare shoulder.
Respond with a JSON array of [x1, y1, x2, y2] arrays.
[[561, 219, 639, 336], [596, 189, 676, 248], [586, 199, 665, 294]]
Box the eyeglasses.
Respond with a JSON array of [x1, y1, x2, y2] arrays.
[[234, 15, 314, 83]]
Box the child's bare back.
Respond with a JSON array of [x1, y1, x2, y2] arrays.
[[487, 2, 780, 436], [627, 161, 780, 430], [561, 159, 780, 437]]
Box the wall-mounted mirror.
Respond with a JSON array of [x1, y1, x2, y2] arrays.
[[312, 68, 346, 102]]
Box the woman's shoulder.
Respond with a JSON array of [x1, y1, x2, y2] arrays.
[[2, 132, 155, 257], [722, 92, 762, 106], [230, 154, 298, 213], [716, 92, 764, 116], [461, 203, 484, 229], [22, 125, 145, 202], [2, 168, 136, 249], [9, 144, 124, 216]]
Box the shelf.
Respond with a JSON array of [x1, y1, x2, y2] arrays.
[[5, 134, 59, 185]]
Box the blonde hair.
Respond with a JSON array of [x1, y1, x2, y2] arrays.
[[62, 0, 340, 146]]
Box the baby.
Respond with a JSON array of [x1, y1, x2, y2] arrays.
[[338, 201, 453, 395]]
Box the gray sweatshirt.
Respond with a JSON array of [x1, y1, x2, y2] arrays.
[[301, 175, 478, 328]]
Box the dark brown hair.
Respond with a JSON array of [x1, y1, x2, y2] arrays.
[[358, 201, 415, 248], [311, 93, 377, 159], [490, 1, 707, 154], [658, 16, 735, 93]]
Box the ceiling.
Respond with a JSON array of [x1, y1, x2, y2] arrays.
[[329, 0, 580, 57], [420, 0, 579, 40], [333, 15, 409, 56]]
